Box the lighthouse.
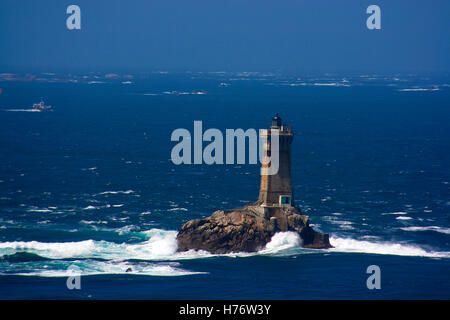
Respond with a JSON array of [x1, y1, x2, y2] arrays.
[[177, 113, 333, 253], [258, 114, 294, 207]]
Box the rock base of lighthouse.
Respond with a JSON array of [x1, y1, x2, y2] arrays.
[[176, 204, 332, 254]]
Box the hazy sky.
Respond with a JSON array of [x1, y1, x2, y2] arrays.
[[0, 0, 449, 73]]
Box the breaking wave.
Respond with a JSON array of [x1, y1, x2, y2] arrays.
[[1, 229, 449, 261], [4, 109, 40, 112], [329, 237, 450, 258], [400, 226, 450, 235], [396, 216, 413, 220], [97, 190, 135, 195], [10, 260, 206, 277], [259, 232, 302, 254], [1, 229, 449, 277], [382, 211, 408, 215], [257, 233, 450, 258], [0, 229, 208, 277], [398, 88, 439, 92], [0, 229, 182, 261]]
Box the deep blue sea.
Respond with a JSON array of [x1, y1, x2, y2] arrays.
[[0, 73, 449, 299]]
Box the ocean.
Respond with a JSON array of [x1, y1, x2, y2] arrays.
[[0, 72, 449, 299]]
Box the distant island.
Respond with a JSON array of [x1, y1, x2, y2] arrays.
[[177, 115, 332, 253]]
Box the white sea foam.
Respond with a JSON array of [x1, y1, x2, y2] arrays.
[[0, 230, 300, 262], [87, 81, 106, 84], [0, 229, 184, 261], [167, 207, 188, 212], [382, 211, 407, 215], [400, 226, 450, 235], [4, 109, 40, 112], [26, 208, 52, 213], [313, 83, 350, 87], [335, 221, 354, 229], [9, 261, 205, 277], [1, 228, 449, 266], [98, 190, 135, 195], [0, 240, 98, 258], [358, 235, 382, 240], [314, 83, 338, 86], [80, 220, 106, 225], [83, 205, 99, 210], [114, 225, 139, 235], [398, 88, 439, 92], [396, 216, 413, 220], [329, 237, 450, 258], [322, 216, 354, 230], [81, 167, 97, 171], [259, 232, 302, 254]]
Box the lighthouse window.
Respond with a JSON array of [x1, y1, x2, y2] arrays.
[[279, 196, 291, 205]]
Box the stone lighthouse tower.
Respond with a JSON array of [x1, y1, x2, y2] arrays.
[[258, 114, 294, 207], [176, 113, 333, 253]]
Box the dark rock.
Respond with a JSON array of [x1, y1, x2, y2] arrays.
[[176, 204, 332, 254]]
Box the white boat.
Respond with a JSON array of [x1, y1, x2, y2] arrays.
[[32, 98, 52, 112]]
